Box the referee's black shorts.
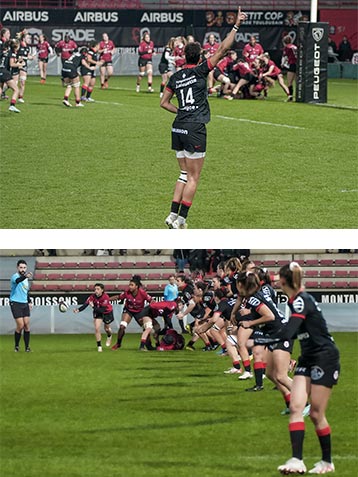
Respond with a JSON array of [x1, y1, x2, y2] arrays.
[[10, 301, 30, 319]]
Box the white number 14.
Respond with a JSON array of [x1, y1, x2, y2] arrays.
[[180, 87, 195, 105]]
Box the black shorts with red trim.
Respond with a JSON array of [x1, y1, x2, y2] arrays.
[[288, 64, 296, 73], [159, 62, 169, 75], [138, 58, 152, 68], [62, 66, 79, 80], [94, 310, 114, 324], [294, 347, 340, 388], [268, 339, 293, 354], [123, 305, 150, 324], [81, 66, 95, 78], [171, 120, 207, 155], [39, 57, 48, 63], [101, 61, 112, 67]]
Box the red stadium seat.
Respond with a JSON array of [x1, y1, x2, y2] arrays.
[[78, 262, 92, 268], [350, 259, 358, 265], [48, 262, 64, 268], [349, 270, 358, 278], [47, 273, 61, 280], [93, 262, 107, 269], [305, 259, 319, 266], [106, 262, 120, 269], [33, 272, 47, 280], [104, 273, 119, 281], [348, 281, 358, 288], [305, 270, 319, 278], [73, 284, 90, 292], [76, 273, 90, 281], [62, 262, 78, 269], [162, 261, 176, 268], [335, 270, 349, 278], [319, 280, 334, 289], [334, 281, 348, 288], [59, 284, 73, 292], [118, 273, 132, 281], [276, 260, 288, 267], [91, 273, 104, 281], [263, 260, 276, 267], [304, 281, 319, 288], [105, 283, 119, 291], [36, 261, 50, 269], [146, 283, 161, 292], [149, 261, 163, 268], [335, 259, 349, 266], [320, 259, 334, 266], [121, 262, 135, 268], [147, 273, 162, 281], [136, 262, 150, 268], [30, 283, 46, 291], [47, 284, 60, 291], [320, 270, 333, 278], [62, 273, 76, 281]]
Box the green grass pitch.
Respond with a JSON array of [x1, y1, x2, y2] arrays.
[[0, 77, 357, 229], [0, 332, 357, 476]]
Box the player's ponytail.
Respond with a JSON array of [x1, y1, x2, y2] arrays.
[[279, 262, 303, 291], [236, 271, 260, 297]]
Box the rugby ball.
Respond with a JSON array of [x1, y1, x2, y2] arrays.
[[59, 302, 68, 313]]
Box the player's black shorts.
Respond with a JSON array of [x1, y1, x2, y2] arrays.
[[268, 339, 293, 354], [94, 310, 114, 324], [295, 347, 340, 388], [101, 61, 112, 67], [241, 72, 257, 84], [10, 301, 30, 319], [123, 306, 149, 324], [213, 68, 224, 80], [159, 62, 169, 75], [171, 121, 207, 155], [138, 58, 152, 68], [81, 66, 95, 77], [39, 57, 48, 63], [288, 64, 296, 73], [11, 68, 19, 76], [62, 66, 79, 80], [0, 68, 12, 82]]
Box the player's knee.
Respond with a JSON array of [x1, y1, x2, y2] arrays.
[[308, 405, 321, 424], [144, 321, 153, 330], [139, 71, 145, 77], [177, 170, 187, 184], [120, 321, 128, 328], [222, 76, 230, 85], [72, 81, 80, 88]]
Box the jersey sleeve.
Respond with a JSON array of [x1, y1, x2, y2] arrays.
[[196, 59, 213, 77], [166, 74, 175, 93], [290, 295, 309, 320]]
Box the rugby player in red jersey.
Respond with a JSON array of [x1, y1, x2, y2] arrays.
[[37, 34, 52, 84], [136, 32, 155, 93], [55, 34, 77, 65], [139, 300, 179, 350], [203, 34, 220, 57], [242, 35, 264, 65], [160, 7, 247, 229], [110, 275, 153, 350], [99, 32, 115, 89], [73, 283, 114, 352], [259, 53, 291, 99], [173, 36, 187, 71], [281, 35, 297, 101]]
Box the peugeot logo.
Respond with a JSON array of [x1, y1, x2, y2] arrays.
[[312, 28, 324, 42]]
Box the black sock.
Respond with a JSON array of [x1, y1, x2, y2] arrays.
[[97, 340, 102, 347], [140, 340, 146, 349], [24, 331, 30, 348], [289, 85, 293, 96], [254, 362, 264, 387], [178, 201, 191, 219], [179, 321, 186, 332], [117, 327, 126, 346], [14, 331, 21, 347], [187, 340, 195, 347], [163, 316, 173, 329], [171, 201, 180, 214], [317, 427, 332, 462], [106, 331, 112, 337], [289, 422, 305, 460]]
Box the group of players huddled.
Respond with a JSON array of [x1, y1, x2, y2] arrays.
[[0, 24, 297, 112]]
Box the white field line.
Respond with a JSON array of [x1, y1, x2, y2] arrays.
[[95, 100, 123, 106], [215, 114, 305, 130], [312, 103, 358, 111], [341, 189, 358, 192]]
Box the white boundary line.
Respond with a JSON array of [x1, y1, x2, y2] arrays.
[[215, 114, 305, 130]]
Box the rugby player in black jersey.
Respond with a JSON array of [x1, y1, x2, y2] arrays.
[[61, 47, 90, 107], [160, 7, 247, 229], [272, 263, 340, 475], [0, 39, 24, 112]]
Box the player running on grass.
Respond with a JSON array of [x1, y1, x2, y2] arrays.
[[73, 283, 114, 352], [10, 259, 33, 352], [160, 6, 247, 229]]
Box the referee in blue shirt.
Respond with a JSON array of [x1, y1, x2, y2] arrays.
[[10, 259, 33, 352]]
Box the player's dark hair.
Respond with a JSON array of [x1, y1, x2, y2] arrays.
[[94, 283, 105, 290], [130, 274, 142, 288], [279, 263, 303, 291], [1, 28, 10, 38], [241, 259, 255, 272], [9, 39, 19, 51], [214, 289, 225, 300], [194, 281, 207, 293], [185, 42, 201, 65], [283, 35, 292, 45], [89, 40, 98, 49], [236, 271, 260, 296], [17, 259, 27, 267], [224, 257, 242, 274], [254, 267, 271, 285]]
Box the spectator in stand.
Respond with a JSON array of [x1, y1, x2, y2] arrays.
[[243, 35, 264, 66], [136, 32, 155, 93], [327, 37, 338, 63], [37, 34, 53, 84], [55, 33, 77, 66], [188, 249, 208, 277], [163, 275, 179, 302], [99, 32, 116, 89], [338, 36, 353, 62], [173, 249, 189, 272]]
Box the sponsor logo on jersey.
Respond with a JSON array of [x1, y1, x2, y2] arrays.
[[297, 332, 310, 340], [283, 341, 290, 348], [292, 296, 305, 313], [311, 366, 325, 381]]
